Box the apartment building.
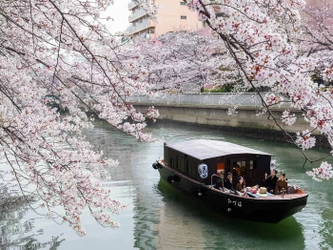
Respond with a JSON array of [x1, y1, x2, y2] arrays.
[[127, 0, 203, 41]]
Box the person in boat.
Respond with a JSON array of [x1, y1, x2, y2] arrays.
[[263, 169, 278, 193], [275, 172, 288, 194], [224, 172, 233, 189], [235, 176, 245, 192]]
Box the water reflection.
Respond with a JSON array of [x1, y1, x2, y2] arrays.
[[153, 179, 304, 250], [5, 119, 331, 249], [0, 187, 65, 250], [138, 121, 332, 250], [86, 119, 333, 250], [154, 181, 207, 250], [319, 208, 333, 250]]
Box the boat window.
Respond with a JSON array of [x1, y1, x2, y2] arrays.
[[232, 160, 246, 176], [170, 158, 175, 168], [217, 162, 225, 174], [177, 156, 185, 173], [249, 160, 257, 180], [188, 161, 196, 178]]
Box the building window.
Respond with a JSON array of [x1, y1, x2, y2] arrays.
[[180, 1, 186, 5], [180, 15, 187, 19]]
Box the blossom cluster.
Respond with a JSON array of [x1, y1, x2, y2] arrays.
[[306, 162, 333, 182], [281, 109, 297, 126], [295, 130, 316, 150], [130, 30, 238, 94]]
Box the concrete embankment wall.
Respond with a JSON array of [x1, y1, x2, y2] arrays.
[[134, 104, 307, 133], [132, 98, 328, 147]]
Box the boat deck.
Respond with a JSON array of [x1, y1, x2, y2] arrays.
[[210, 186, 308, 200], [158, 160, 308, 201]]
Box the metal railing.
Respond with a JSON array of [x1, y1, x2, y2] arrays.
[[128, 1, 138, 10], [127, 18, 153, 35], [129, 8, 148, 23]]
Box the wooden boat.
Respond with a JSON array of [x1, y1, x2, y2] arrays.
[[152, 139, 308, 223]]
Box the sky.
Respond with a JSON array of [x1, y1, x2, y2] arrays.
[[106, 0, 131, 34]]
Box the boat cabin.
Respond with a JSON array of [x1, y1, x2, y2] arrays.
[[164, 139, 272, 187]]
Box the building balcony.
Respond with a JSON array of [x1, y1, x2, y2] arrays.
[[127, 18, 154, 35], [128, 1, 138, 10], [129, 8, 148, 23], [133, 33, 152, 42]]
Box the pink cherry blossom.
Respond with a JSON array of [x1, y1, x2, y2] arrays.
[[184, 0, 333, 180], [0, 0, 158, 236], [306, 162, 333, 182]]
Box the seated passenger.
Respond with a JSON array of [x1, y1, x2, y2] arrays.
[[235, 176, 245, 192], [275, 173, 288, 194], [224, 172, 233, 189], [263, 169, 278, 193]]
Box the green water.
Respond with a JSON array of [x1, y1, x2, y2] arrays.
[[1, 120, 332, 250]]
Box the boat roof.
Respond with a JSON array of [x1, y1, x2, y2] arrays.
[[165, 139, 271, 160]]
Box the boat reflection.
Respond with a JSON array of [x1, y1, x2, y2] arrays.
[[154, 179, 305, 250]]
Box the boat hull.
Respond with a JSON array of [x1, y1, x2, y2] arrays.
[[156, 162, 308, 223]]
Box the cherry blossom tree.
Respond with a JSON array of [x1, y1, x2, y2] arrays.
[[182, 0, 333, 180], [0, 0, 159, 236], [2, 0, 333, 238], [298, 0, 333, 84], [297, 0, 333, 181], [132, 30, 240, 93]]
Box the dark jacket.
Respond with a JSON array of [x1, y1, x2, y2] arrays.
[[224, 178, 233, 189], [264, 175, 278, 192]]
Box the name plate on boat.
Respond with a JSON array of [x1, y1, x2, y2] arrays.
[[198, 163, 208, 179]]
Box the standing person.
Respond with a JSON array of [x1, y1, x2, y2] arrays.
[[264, 169, 278, 193], [275, 173, 288, 194], [235, 176, 245, 192], [224, 172, 233, 189]]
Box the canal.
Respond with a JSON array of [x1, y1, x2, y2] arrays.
[[1, 120, 333, 250]]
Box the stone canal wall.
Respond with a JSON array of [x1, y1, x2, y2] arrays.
[[130, 93, 328, 146], [134, 104, 307, 134]]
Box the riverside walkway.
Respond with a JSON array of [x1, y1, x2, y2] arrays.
[[128, 93, 291, 108]]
